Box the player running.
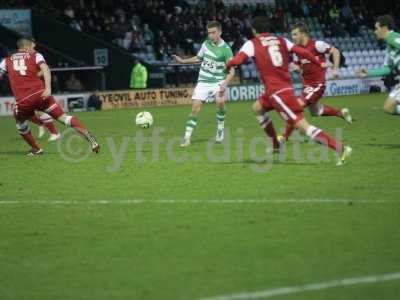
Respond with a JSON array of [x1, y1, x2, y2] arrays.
[[172, 21, 235, 147], [29, 112, 60, 141], [357, 15, 400, 115], [226, 16, 351, 166], [0, 36, 99, 155], [281, 22, 353, 141]]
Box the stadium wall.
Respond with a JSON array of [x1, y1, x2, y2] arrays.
[[31, 11, 137, 90], [0, 78, 386, 116]]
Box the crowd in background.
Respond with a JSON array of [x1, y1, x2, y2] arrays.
[[1, 0, 396, 59], [0, 0, 399, 95], [44, 0, 385, 57]]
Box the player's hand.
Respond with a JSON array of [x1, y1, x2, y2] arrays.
[[219, 81, 227, 94], [291, 63, 301, 72], [320, 62, 329, 69], [331, 68, 340, 79], [356, 68, 368, 78], [41, 88, 51, 99], [172, 55, 184, 64]]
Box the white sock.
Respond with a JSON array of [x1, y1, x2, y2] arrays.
[[184, 127, 193, 140], [305, 125, 322, 139]]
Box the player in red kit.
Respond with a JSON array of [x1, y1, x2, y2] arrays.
[[281, 22, 353, 141], [0, 36, 99, 155], [226, 17, 351, 166], [29, 112, 60, 141]]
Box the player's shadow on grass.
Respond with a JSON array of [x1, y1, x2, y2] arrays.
[[0, 150, 58, 155], [191, 138, 212, 144], [362, 143, 400, 149], [218, 158, 319, 166]]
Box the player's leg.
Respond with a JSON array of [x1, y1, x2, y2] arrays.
[[42, 96, 100, 153], [37, 112, 60, 141], [13, 106, 43, 155], [383, 85, 400, 114], [181, 99, 202, 147], [28, 113, 46, 138], [308, 102, 349, 119], [215, 90, 226, 143], [294, 118, 351, 165], [181, 83, 208, 147], [281, 97, 306, 142], [252, 96, 280, 151], [271, 88, 351, 165], [305, 85, 352, 122]]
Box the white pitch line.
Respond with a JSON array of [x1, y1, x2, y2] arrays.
[[0, 199, 391, 205], [200, 272, 400, 300]]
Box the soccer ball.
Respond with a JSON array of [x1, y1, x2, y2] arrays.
[[135, 111, 154, 129]]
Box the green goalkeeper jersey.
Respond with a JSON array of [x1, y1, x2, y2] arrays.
[[196, 39, 233, 84], [368, 31, 400, 77]]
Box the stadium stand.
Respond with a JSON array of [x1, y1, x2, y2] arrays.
[[0, 0, 398, 86]]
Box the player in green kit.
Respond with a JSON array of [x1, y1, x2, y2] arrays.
[[172, 21, 235, 147], [358, 15, 400, 115]]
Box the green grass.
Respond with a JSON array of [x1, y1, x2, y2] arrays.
[[0, 93, 399, 300]]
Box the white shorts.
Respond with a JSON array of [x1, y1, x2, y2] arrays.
[[389, 84, 400, 103], [192, 81, 226, 102]]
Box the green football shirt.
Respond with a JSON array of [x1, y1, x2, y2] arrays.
[[368, 31, 400, 77], [196, 39, 233, 83]]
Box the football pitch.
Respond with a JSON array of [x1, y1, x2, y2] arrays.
[[0, 93, 399, 300]]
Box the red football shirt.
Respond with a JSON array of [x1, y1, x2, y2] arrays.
[[238, 33, 295, 95], [293, 39, 331, 85], [0, 51, 46, 102]]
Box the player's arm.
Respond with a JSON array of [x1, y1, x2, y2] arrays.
[[172, 42, 204, 64], [357, 65, 391, 78], [358, 50, 392, 78], [220, 48, 235, 93], [291, 46, 321, 66], [220, 67, 235, 94], [329, 46, 341, 79], [226, 40, 253, 70], [39, 63, 52, 98], [226, 52, 248, 70], [172, 55, 200, 64], [285, 38, 322, 67]]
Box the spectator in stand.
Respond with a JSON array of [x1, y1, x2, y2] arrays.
[[130, 59, 148, 89], [51, 74, 60, 94], [70, 19, 82, 31], [329, 4, 340, 20], [87, 90, 102, 111], [65, 73, 84, 92], [143, 23, 154, 45], [300, 1, 310, 17], [6, 0, 398, 67], [63, 5, 74, 23]]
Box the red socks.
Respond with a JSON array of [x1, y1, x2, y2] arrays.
[[70, 116, 89, 136], [283, 122, 295, 141], [40, 114, 59, 135], [321, 105, 342, 117], [29, 115, 43, 126], [256, 115, 280, 148], [21, 131, 40, 151], [306, 125, 343, 154], [29, 114, 59, 135]]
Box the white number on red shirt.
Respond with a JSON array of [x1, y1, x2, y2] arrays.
[[13, 59, 27, 76]]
